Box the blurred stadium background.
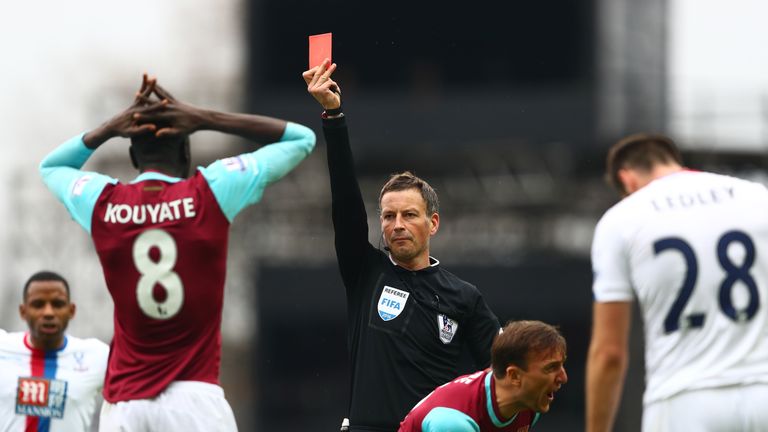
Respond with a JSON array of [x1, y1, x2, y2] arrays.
[[2, 0, 768, 430]]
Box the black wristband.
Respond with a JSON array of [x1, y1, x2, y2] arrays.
[[323, 106, 343, 117]]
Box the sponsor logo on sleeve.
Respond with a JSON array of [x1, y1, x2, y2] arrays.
[[222, 156, 256, 173], [15, 377, 68, 418], [437, 314, 459, 344], [377, 286, 409, 321], [71, 175, 93, 196]]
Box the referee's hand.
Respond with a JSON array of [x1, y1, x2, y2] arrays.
[[303, 59, 341, 110]]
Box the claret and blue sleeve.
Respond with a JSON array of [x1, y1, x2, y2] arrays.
[[199, 122, 316, 222], [39, 133, 118, 234]]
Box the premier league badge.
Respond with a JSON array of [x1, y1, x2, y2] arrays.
[[222, 155, 253, 173], [437, 314, 458, 344], [377, 286, 410, 321]]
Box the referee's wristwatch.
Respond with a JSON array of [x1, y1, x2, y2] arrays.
[[322, 106, 344, 119]]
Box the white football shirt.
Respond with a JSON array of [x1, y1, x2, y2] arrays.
[[592, 170, 768, 404], [0, 330, 109, 432]]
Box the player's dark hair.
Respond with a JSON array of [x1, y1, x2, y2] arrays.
[[378, 171, 439, 215], [129, 122, 191, 178], [23, 271, 70, 301], [605, 133, 683, 194], [491, 320, 566, 378]]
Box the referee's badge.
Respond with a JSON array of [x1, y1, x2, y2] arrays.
[[437, 314, 458, 344], [377, 286, 409, 321]]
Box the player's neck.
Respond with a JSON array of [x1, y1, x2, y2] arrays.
[[140, 164, 182, 178], [28, 334, 64, 352], [623, 163, 683, 195], [650, 163, 683, 180], [494, 380, 525, 419]]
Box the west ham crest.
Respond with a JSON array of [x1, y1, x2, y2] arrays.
[[377, 286, 410, 321], [437, 314, 458, 344]]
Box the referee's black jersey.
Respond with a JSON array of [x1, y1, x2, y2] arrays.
[[323, 116, 501, 432]]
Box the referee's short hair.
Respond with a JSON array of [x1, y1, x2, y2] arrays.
[[23, 271, 70, 301], [606, 133, 683, 194], [491, 320, 566, 378], [378, 171, 439, 215]]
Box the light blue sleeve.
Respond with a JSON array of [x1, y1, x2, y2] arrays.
[[39, 133, 118, 234], [199, 122, 316, 222], [421, 407, 480, 432]]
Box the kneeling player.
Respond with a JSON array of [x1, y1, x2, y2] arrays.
[[399, 321, 567, 432]]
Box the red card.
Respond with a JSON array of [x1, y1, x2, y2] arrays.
[[309, 33, 332, 69]]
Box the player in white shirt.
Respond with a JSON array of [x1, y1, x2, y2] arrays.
[[586, 134, 768, 432], [0, 271, 109, 432]]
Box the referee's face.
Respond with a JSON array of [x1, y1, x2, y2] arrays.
[[380, 188, 439, 268]]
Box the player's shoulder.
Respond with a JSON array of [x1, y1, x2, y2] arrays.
[[663, 170, 767, 193], [662, 171, 768, 210], [421, 407, 479, 432], [179, 170, 212, 190], [0, 331, 27, 352], [0, 329, 21, 343], [190, 165, 233, 193], [197, 153, 259, 181], [594, 197, 639, 236], [717, 172, 768, 195]]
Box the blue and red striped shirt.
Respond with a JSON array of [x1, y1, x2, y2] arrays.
[[0, 330, 108, 432]]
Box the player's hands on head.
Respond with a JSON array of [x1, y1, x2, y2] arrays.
[[133, 97, 205, 139], [152, 82, 178, 103], [108, 74, 165, 138], [303, 59, 341, 110], [83, 73, 164, 148], [129, 77, 206, 138], [133, 74, 157, 106]]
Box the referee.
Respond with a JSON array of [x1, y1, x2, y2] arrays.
[[303, 60, 501, 432]]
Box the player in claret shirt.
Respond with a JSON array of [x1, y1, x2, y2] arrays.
[[39, 75, 315, 431], [398, 320, 567, 432], [0, 271, 109, 432]]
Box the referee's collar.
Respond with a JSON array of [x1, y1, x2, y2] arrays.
[[388, 254, 440, 272]]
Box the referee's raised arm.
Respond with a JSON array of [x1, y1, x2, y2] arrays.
[[302, 60, 501, 432], [304, 60, 370, 291]]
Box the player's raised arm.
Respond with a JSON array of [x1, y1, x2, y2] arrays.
[[136, 82, 316, 187], [140, 84, 285, 143], [39, 75, 164, 233]]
